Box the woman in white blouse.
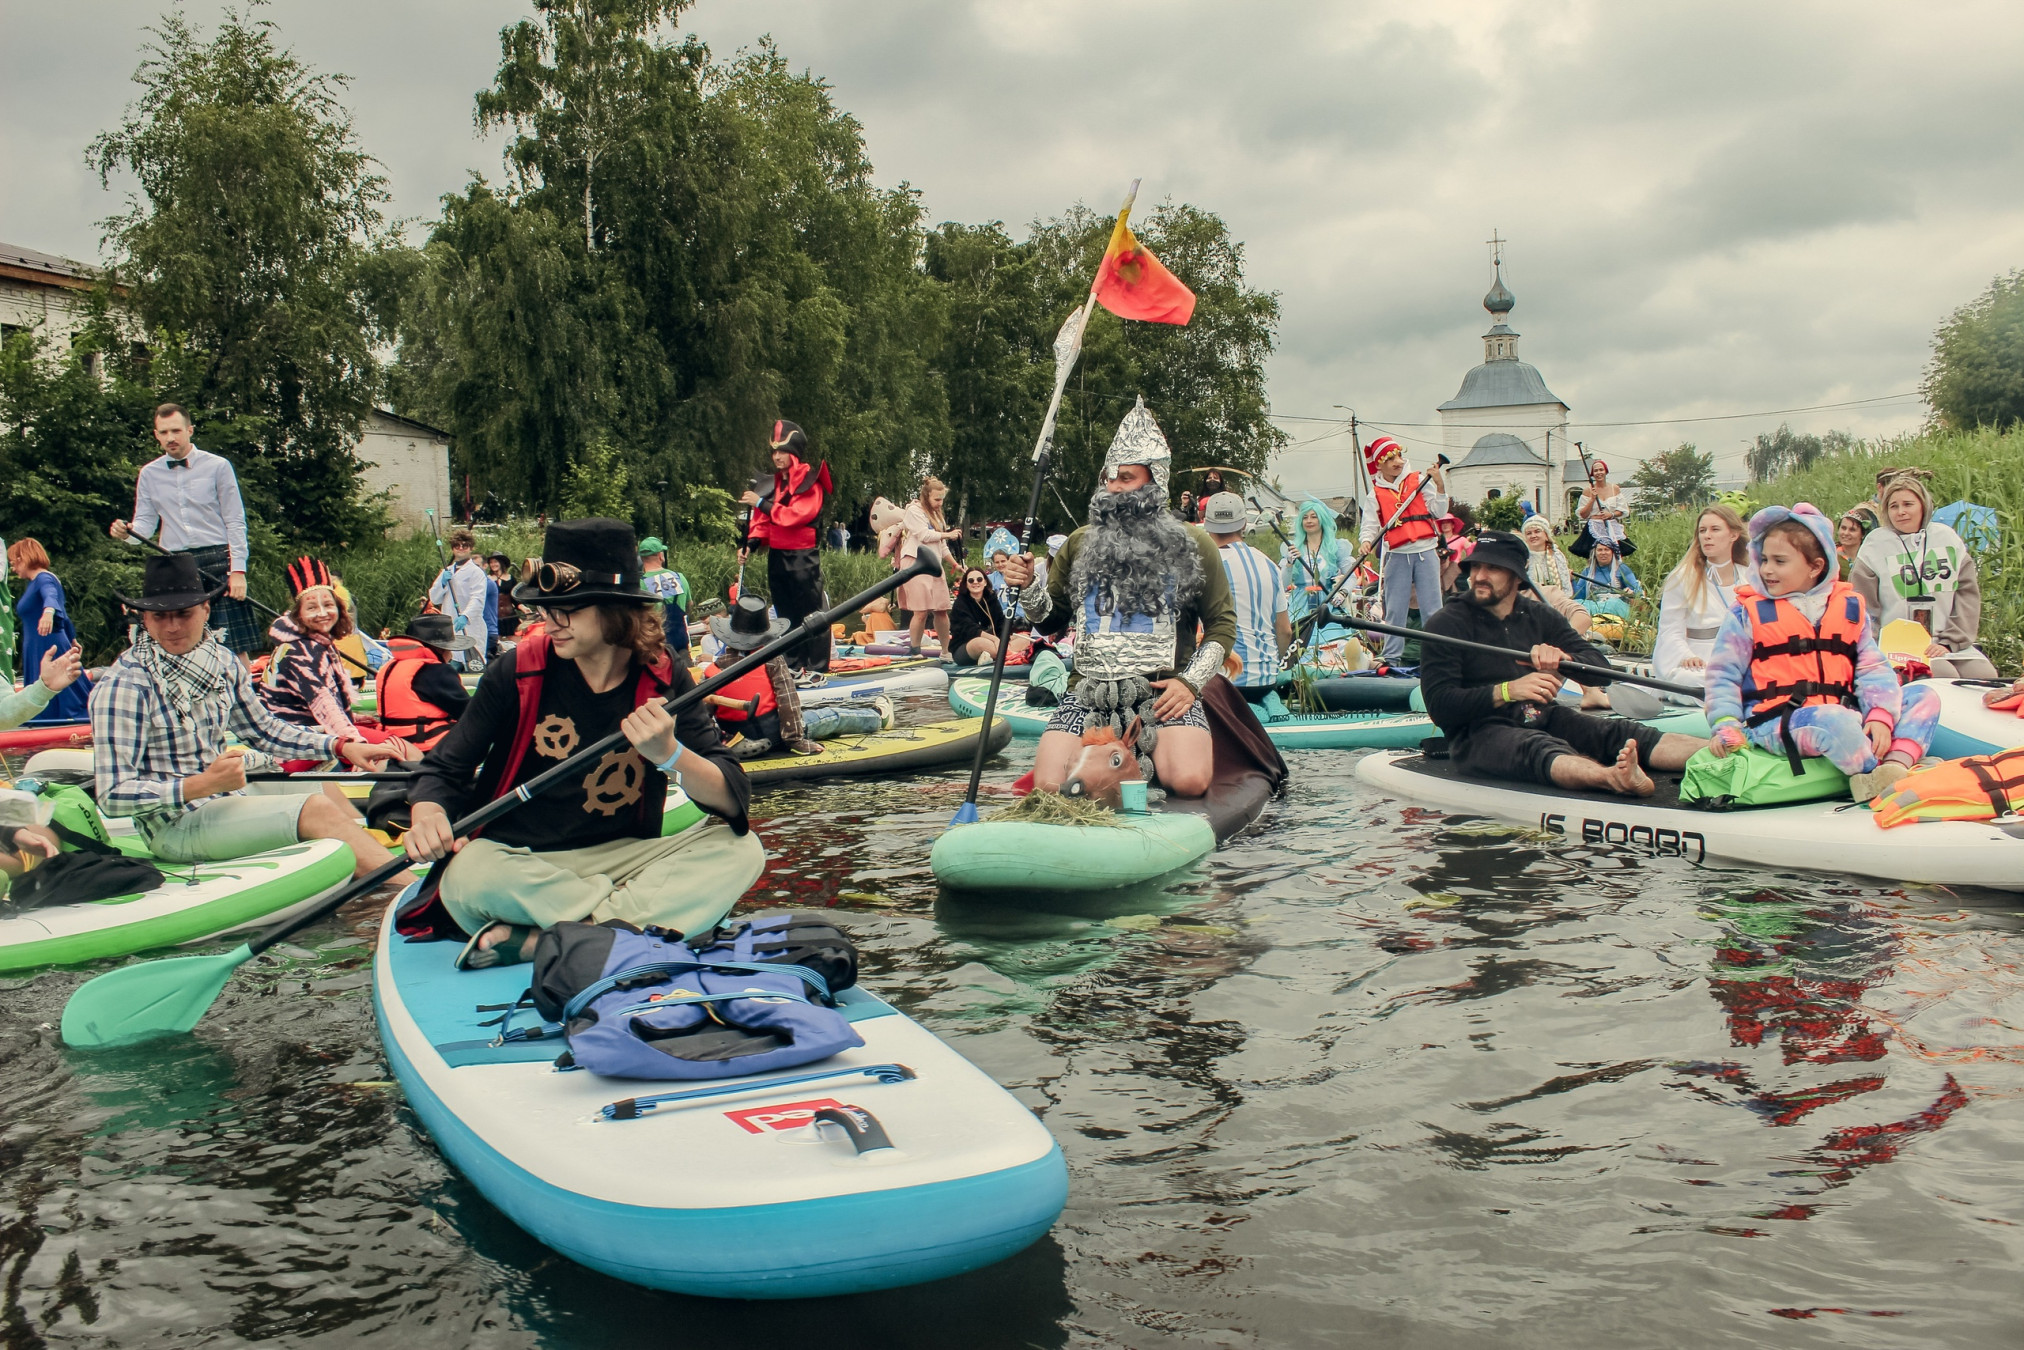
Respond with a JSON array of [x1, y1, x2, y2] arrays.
[[1653, 504, 1747, 686], [1575, 460, 1632, 557]]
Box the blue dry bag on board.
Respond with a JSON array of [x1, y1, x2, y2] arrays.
[[526, 913, 864, 1080]]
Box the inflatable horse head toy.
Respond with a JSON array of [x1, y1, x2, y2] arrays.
[[1059, 717, 1145, 809]]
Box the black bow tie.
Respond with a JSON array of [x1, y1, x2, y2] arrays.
[[167, 457, 190, 468]]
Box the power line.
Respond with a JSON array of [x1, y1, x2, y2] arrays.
[[1269, 391, 1921, 430]]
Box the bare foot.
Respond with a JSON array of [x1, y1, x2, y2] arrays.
[[1601, 738, 1656, 797]]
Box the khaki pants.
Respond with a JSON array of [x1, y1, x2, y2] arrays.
[[440, 818, 766, 938]]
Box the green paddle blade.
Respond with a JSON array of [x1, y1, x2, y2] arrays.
[[60, 943, 256, 1049]]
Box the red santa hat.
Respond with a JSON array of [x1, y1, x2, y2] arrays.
[[1362, 435, 1405, 473]]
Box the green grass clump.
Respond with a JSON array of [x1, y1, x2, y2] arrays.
[[994, 790, 1129, 826]]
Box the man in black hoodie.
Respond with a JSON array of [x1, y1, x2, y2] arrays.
[[1421, 530, 1702, 796]]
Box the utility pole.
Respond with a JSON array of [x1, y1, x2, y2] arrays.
[[655, 477, 669, 544]]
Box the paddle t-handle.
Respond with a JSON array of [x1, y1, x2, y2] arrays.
[[1329, 614, 1705, 701], [59, 546, 947, 1047]]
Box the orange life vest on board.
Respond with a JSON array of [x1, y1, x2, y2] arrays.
[[1373, 472, 1440, 549], [1872, 747, 2024, 828], [701, 662, 777, 723], [376, 640, 460, 749], [1736, 581, 1867, 772]]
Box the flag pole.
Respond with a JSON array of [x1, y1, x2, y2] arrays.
[[950, 180, 1140, 827]]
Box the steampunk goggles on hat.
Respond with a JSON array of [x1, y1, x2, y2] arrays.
[[532, 560, 625, 600]]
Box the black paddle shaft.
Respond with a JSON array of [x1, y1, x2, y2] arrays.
[[960, 446, 1050, 808], [237, 548, 948, 958], [1330, 614, 1706, 701]]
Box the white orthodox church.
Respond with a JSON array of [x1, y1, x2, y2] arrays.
[[1436, 250, 1581, 519]]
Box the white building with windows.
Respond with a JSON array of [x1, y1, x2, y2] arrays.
[[1436, 257, 1572, 518], [3, 239, 450, 532]]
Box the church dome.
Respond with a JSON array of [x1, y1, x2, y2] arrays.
[[1438, 360, 1565, 412], [1483, 264, 1515, 316]]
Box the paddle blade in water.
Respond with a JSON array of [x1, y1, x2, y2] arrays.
[[949, 800, 980, 826], [60, 943, 255, 1049]]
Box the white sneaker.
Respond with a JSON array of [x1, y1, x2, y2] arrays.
[[794, 670, 828, 689], [870, 695, 896, 729]]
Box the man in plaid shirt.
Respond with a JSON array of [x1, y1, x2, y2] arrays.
[[91, 555, 399, 876]]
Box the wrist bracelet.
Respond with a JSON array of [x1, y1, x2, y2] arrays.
[[654, 743, 686, 775], [1497, 681, 1509, 704]]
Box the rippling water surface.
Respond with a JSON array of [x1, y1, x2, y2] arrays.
[[3, 698, 2021, 1348]]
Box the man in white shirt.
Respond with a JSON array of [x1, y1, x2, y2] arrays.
[[110, 403, 263, 663], [1203, 492, 1289, 697], [1357, 436, 1449, 664], [428, 527, 491, 671]]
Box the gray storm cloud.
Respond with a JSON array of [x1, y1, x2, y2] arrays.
[[4, 0, 2018, 493]]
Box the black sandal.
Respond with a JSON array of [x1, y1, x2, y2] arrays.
[[455, 921, 540, 971]]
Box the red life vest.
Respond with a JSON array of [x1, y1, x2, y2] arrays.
[[1374, 472, 1440, 549], [1736, 581, 1867, 772], [700, 662, 777, 723], [376, 640, 459, 749]]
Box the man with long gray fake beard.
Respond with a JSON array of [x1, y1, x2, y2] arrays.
[[997, 398, 1236, 797]]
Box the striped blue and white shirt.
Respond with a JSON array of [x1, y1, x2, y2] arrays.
[[1218, 541, 1287, 687]]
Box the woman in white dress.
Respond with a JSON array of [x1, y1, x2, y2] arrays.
[[1652, 504, 1747, 687], [1575, 460, 1633, 558], [1851, 474, 1998, 678]]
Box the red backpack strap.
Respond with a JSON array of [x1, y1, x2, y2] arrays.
[[484, 635, 551, 799]]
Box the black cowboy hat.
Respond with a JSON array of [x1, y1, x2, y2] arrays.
[[708, 594, 791, 651], [510, 517, 652, 609], [1459, 529, 1532, 581], [116, 554, 225, 612], [405, 613, 457, 648]]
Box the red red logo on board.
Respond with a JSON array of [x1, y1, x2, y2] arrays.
[[723, 1098, 848, 1135]]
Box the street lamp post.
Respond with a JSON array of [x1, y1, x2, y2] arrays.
[[655, 477, 669, 544]]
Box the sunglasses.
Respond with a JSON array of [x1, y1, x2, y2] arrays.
[[533, 560, 624, 595]]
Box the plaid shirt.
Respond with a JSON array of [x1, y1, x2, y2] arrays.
[[89, 648, 339, 837]]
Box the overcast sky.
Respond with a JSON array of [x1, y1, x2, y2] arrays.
[[6, 1, 2021, 496]]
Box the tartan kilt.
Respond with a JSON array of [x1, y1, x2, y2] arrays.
[[184, 546, 267, 655]]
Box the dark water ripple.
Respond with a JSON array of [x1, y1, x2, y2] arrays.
[[1, 701, 2020, 1348]]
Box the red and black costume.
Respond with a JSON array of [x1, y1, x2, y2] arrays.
[[746, 420, 833, 675]]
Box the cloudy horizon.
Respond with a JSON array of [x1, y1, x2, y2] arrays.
[[5, 0, 2019, 498]]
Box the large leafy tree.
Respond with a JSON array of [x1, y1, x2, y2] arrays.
[[927, 201, 1285, 532], [397, 6, 947, 525], [1924, 270, 2024, 432], [1627, 443, 1717, 517], [90, 9, 406, 545]]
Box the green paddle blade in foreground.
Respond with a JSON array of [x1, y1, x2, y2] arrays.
[[59, 943, 255, 1049]]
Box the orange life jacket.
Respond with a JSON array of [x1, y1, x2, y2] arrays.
[[376, 639, 459, 749], [701, 662, 777, 723], [1374, 472, 1440, 549], [1736, 581, 1867, 773], [1872, 747, 2024, 828]]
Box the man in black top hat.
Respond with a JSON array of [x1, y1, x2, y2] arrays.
[[737, 419, 833, 686], [402, 517, 764, 970], [90, 553, 401, 873], [1419, 530, 1702, 796]]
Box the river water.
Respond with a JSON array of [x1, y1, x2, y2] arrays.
[[1, 697, 2020, 1348]]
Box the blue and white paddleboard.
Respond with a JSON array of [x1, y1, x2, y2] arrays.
[[371, 888, 1066, 1299], [1917, 678, 2024, 760], [785, 663, 951, 708]]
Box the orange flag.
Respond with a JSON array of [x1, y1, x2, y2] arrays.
[[1092, 207, 1195, 325]]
